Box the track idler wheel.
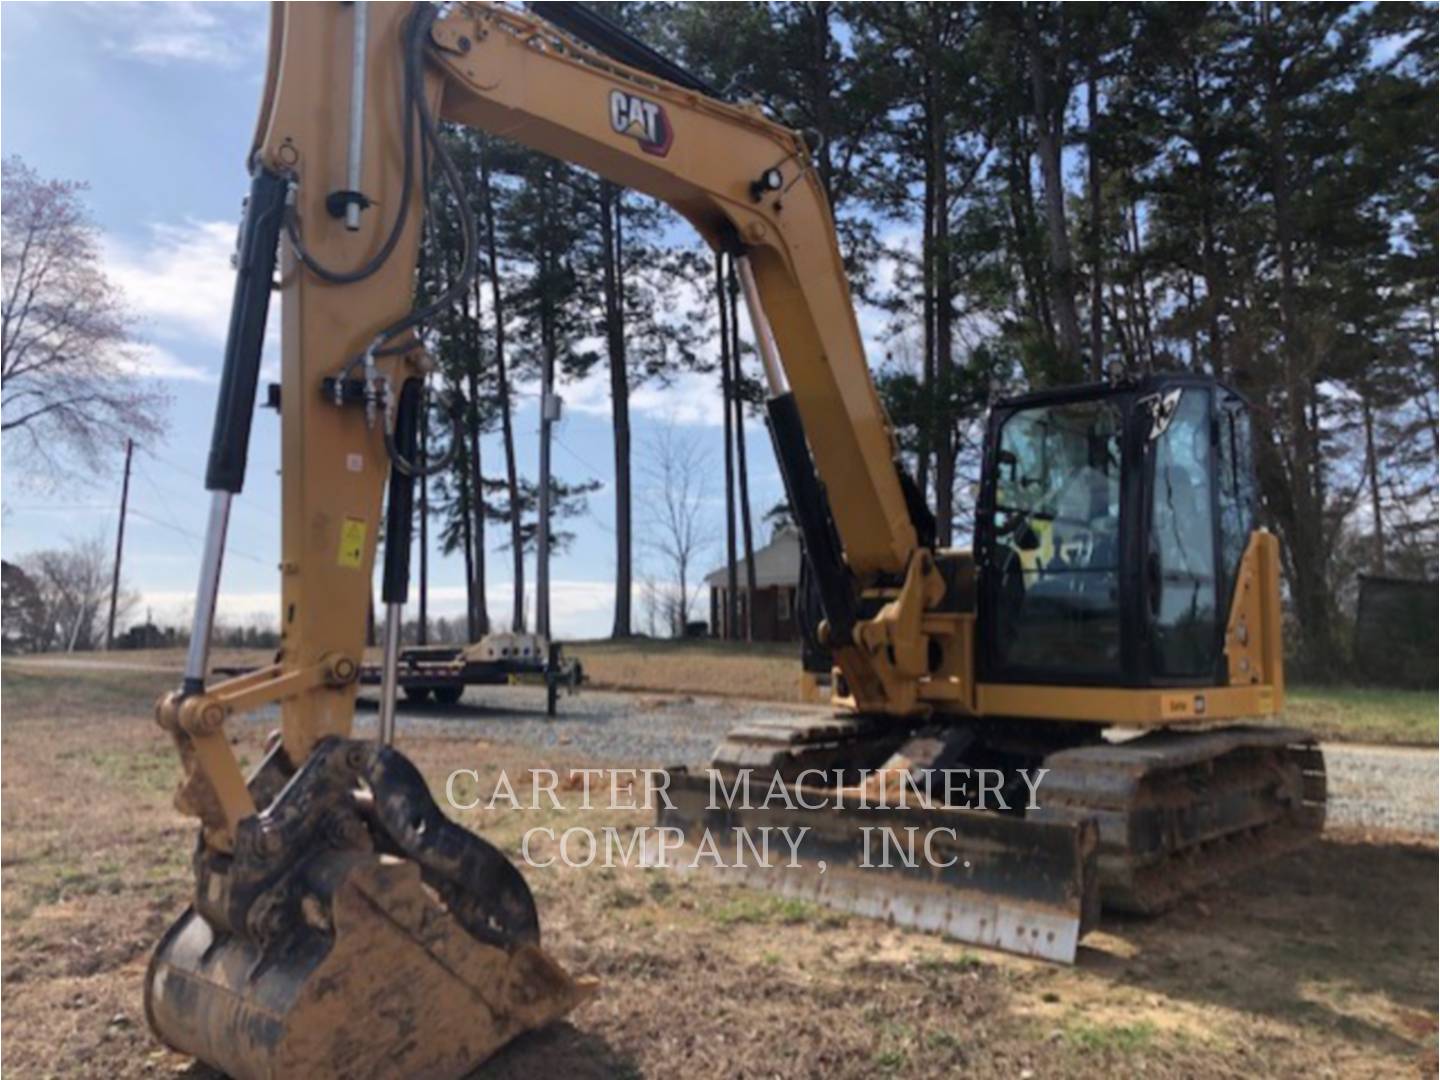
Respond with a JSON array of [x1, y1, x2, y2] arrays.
[[145, 738, 593, 1079]]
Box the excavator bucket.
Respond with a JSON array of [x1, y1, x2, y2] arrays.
[[146, 738, 592, 1079], [650, 768, 1100, 964]]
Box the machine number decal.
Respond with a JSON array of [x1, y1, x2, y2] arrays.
[[337, 517, 366, 569], [1162, 694, 1192, 718], [609, 89, 673, 156]]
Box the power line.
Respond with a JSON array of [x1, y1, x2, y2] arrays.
[[125, 508, 272, 566], [132, 459, 201, 552], [138, 445, 282, 522]]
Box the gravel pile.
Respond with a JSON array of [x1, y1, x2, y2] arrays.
[[360, 685, 1438, 837]]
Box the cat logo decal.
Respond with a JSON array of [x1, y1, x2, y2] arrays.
[[609, 89, 673, 157]]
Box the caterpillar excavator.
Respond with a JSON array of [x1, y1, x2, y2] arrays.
[[146, 3, 1326, 1077]]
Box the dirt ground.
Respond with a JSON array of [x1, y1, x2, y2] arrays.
[[2, 663, 1435, 1078]]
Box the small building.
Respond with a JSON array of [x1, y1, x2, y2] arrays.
[[1353, 574, 1438, 689], [705, 528, 802, 642]]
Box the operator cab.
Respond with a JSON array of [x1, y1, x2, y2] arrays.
[[977, 373, 1258, 689]]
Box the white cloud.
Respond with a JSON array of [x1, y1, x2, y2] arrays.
[[105, 218, 282, 382], [116, 343, 213, 383], [561, 365, 727, 428], [91, 3, 266, 70], [107, 220, 238, 346]]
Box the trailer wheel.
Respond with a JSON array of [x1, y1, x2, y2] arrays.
[[433, 687, 464, 705], [403, 687, 433, 704]]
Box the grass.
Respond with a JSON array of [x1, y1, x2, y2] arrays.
[[1063, 1019, 1160, 1054], [568, 637, 801, 702], [1281, 685, 1437, 745], [0, 664, 175, 718], [918, 951, 986, 975], [55, 746, 178, 798], [703, 891, 846, 929]]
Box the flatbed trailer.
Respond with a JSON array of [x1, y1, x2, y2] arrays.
[[368, 641, 582, 715], [214, 637, 582, 717]]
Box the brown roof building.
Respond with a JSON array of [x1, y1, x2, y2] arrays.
[[704, 528, 801, 642]]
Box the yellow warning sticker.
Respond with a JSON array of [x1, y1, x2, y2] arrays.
[[337, 517, 366, 569], [1257, 686, 1275, 713]]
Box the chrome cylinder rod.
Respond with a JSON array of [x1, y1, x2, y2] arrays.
[[733, 254, 788, 396], [182, 491, 232, 693], [344, 2, 370, 231], [377, 600, 403, 745]]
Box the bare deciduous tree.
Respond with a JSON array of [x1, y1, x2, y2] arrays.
[[639, 423, 714, 637], [16, 534, 135, 652], [1, 156, 166, 479]]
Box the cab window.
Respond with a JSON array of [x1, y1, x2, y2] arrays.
[[1147, 389, 1219, 677], [989, 399, 1124, 676]]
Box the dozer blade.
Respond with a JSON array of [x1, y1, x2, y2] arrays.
[[648, 769, 1099, 964], [146, 738, 593, 1080]]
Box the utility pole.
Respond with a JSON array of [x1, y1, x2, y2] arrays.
[[105, 438, 134, 650]]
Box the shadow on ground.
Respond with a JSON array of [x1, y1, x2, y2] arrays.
[[1083, 835, 1437, 1058]]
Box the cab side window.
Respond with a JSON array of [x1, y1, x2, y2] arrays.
[[1148, 389, 1219, 677], [1216, 391, 1258, 606]]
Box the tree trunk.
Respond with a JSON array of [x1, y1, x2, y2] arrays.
[[480, 137, 525, 632], [466, 367, 489, 637], [1261, 5, 1336, 676], [456, 393, 477, 642], [1362, 391, 1385, 574], [807, 2, 837, 206], [730, 269, 758, 642], [1005, 112, 1054, 346], [1026, 7, 1084, 372], [600, 181, 632, 638], [917, 66, 937, 504], [929, 11, 955, 547], [535, 166, 556, 640], [1087, 66, 1103, 378], [933, 127, 955, 546], [1192, 76, 1227, 380], [1128, 199, 1156, 371], [718, 254, 739, 639], [418, 394, 428, 644]]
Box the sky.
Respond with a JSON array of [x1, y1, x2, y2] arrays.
[[0, 2, 899, 641]]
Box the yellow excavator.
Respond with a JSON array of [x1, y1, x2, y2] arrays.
[[147, 3, 1325, 1076]]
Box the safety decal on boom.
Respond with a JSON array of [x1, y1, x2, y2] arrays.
[[337, 517, 366, 569], [609, 89, 672, 157]]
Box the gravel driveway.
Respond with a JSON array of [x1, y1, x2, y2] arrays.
[[364, 684, 1439, 838], [1322, 743, 1438, 835]]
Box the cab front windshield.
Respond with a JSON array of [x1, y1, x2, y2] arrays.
[[989, 399, 1123, 675]]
